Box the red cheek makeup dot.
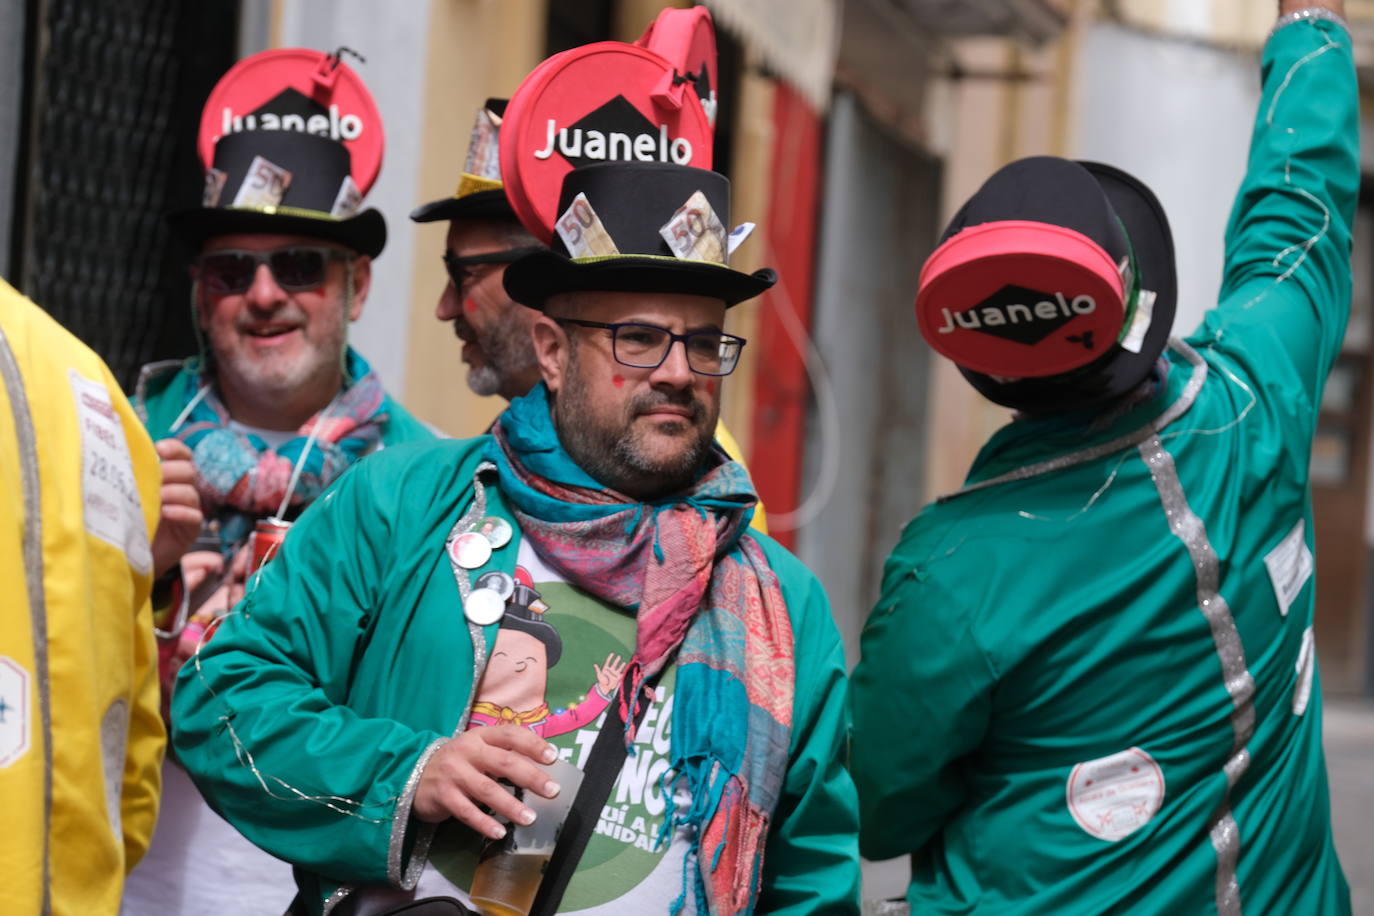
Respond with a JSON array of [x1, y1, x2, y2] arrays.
[[705, 380, 716, 394], [463, 298, 478, 313], [612, 374, 625, 388]]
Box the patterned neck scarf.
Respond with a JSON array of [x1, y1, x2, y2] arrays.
[[170, 349, 388, 550], [484, 384, 795, 916]]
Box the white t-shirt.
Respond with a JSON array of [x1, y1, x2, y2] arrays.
[[353, 541, 698, 915], [122, 420, 319, 914], [121, 758, 297, 915], [228, 419, 297, 451]]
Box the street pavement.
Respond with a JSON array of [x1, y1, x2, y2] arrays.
[[1326, 696, 1374, 915]]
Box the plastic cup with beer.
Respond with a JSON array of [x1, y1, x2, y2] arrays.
[[469, 756, 584, 916]]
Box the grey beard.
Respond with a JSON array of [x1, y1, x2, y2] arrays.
[[466, 306, 538, 398], [466, 364, 503, 397]]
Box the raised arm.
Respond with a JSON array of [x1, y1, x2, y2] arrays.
[[1212, 0, 1358, 406]]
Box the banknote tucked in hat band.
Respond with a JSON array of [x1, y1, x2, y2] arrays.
[[503, 161, 775, 309]]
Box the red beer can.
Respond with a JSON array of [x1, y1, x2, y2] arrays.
[[250, 517, 292, 573]]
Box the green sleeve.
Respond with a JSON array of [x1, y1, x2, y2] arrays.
[[169, 457, 446, 885], [850, 551, 996, 861], [756, 542, 862, 915], [379, 393, 442, 445], [1208, 18, 1359, 410]]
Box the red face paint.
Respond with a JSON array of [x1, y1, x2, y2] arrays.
[[705, 380, 716, 395], [612, 374, 625, 388], [463, 297, 478, 313]]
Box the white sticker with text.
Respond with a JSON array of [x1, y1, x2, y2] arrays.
[[1264, 520, 1314, 618], [70, 370, 151, 574], [1066, 747, 1165, 842], [1293, 626, 1316, 716]]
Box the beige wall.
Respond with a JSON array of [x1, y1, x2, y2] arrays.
[[920, 7, 1086, 497], [614, 0, 690, 42], [716, 66, 783, 462], [402, 0, 549, 438], [1116, 0, 1373, 45]]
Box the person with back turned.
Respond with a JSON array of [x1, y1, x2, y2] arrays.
[[851, 2, 1357, 913]]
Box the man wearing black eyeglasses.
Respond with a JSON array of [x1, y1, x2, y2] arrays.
[[124, 49, 434, 916], [412, 102, 769, 531], [172, 160, 861, 915], [411, 100, 546, 402]]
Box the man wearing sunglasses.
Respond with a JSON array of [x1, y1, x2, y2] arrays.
[[125, 50, 434, 916], [172, 161, 860, 915]]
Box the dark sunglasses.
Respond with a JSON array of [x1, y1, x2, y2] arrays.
[[196, 246, 349, 296], [442, 246, 544, 290]]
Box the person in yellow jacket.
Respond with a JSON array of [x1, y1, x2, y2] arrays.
[[0, 276, 167, 913]]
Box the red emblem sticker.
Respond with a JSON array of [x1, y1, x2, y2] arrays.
[[197, 48, 385, 195], [915, 221, 1126, 379], [500, 42, 714, 244], [636, 6, 719, 125]]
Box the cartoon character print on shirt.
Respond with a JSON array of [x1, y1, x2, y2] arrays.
[[425, 550, 690, 913], [466, 567, 628, 736]]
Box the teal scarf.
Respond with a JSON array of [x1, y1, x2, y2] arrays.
[[167, 349, 387, 551], [485, 385, 795, 915]]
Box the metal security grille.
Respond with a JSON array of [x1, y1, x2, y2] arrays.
[[12, 0, 239, 389]]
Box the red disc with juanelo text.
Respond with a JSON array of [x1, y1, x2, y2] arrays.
[[915, 220, 1128, 379], [196, 48, 385, 195], [635, 6, 719, 126], [500, 42, 715, 245]]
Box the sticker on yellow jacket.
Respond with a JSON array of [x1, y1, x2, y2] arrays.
[[69, 369, 151, 574]]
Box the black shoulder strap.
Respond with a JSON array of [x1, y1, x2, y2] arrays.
[[529, 680, 657, 916]]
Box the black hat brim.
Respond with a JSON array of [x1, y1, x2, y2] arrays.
[[409, 188, 515, 224], [960, 161, 1178, 412], [504, 249, 777, 310], [165, 207, 387, 258], [1079, 160, 1177, 357]]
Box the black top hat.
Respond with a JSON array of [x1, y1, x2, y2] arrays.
[[930, 156, 1176, 413], [502, 161, 776, 310], [411, 99, 517, 225], [169, 86, 387, 257], [502, 583, 563, 667]]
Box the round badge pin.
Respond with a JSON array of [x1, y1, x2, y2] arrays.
[[450, 531, 493, 570], [472, 516, 513, 550], [475, 571, 516, 601], [464, 588, 507, 626]]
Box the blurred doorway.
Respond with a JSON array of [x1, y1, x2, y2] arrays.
[[1312, 186, 1374, 695]]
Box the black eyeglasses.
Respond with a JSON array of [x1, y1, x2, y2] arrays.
[[442, 246, 544, 291], [555, 318, 747, 376], [196, 246, 349, 296]]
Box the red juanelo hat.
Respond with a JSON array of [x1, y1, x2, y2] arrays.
[[169, 47, 388, 257]]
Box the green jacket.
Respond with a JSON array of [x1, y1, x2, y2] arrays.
[[134, 351, 435, 446], [851, 18, 1356, 916], [170, 437, 860, 914]]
